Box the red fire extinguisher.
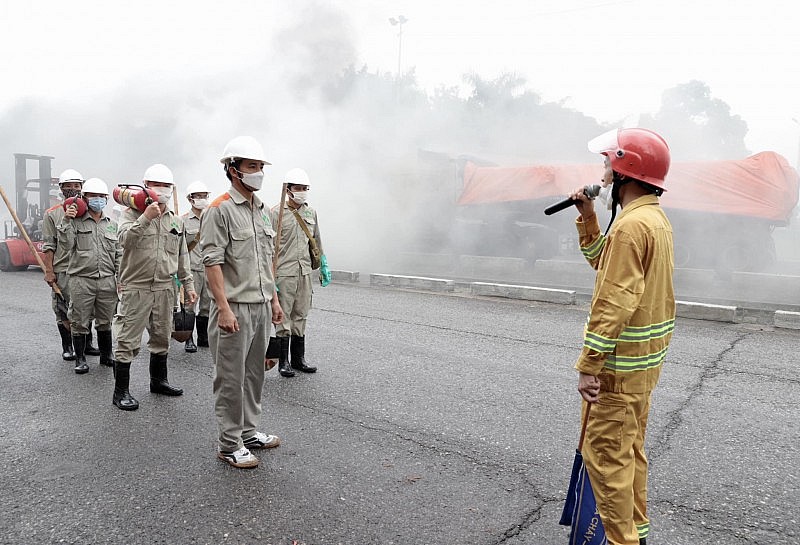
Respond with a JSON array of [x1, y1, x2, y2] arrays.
[[63, 194, 88, 217], [113, 185, 158, 211]]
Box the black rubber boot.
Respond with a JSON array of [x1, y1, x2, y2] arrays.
[[97, 330, 113, 367], [196, 315, 209, 347], [149, 353, 183, 396], [290, 335, 317, 373], [113, 361, 139, 410], [85, 328, 100, 356], [184, 336, 197, 353], [58, 323, 75, 361], [278, 336, 295, 377], [72, 334, 89, 374]]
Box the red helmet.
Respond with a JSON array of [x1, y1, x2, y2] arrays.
[[588, 128, 670, 190]]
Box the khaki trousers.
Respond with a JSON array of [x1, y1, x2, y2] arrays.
[[68, 276, 117, 334], [582, 392, 652, 545], [210, 300, 270, 452], [50, 271, 70, 323], [113, 288, 174, 362], [275, 273, 312, 337]]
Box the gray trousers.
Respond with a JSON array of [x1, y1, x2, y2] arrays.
[[192, 268, 211, 317], [113, 288, 173, 362], [210, 300, 270, 452], [275, 272, 312, 337], [68, 276, 116, 335]]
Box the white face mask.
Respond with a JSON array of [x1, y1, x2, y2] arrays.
[[151, 186, 173, 204], [192, 198, 209, 210], [597, 185, 613, 210], [290, 191, 308, 205], [239, 171, 264, 191]]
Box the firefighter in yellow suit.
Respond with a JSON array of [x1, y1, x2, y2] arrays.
[[569, 128, 674, 545]]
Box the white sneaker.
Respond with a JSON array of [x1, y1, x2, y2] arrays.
[[217, 447, 259, 468], [243, 432, 281, 450]]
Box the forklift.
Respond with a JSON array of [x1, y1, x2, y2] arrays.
[[0, 153, 57, 271]]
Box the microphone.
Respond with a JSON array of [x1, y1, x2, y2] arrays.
[[544, 185, 602, 216]]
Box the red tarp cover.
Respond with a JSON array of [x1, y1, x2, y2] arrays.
[[457, 152, 799, 222]]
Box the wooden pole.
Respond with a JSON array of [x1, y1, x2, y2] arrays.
[[272, 183, 287, 273], [0, 185, 65, 297], [265, 183, 288, 371], [171, 186, 185, 308]]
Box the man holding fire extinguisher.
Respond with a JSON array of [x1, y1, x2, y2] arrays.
[[111, 164, 196, 411], [58, 177, 120, 374]]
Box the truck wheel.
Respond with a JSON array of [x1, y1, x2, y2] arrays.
[[0, 242, 28, 272]]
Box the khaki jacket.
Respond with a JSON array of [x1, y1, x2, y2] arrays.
[[575, 194, 675, 393], [41, 204, 73, 273], [57, 212, 121, 278], [200, 187, 275, 304], [182, 211, 204, 272], [270, 203, 323, 277], [117, 206, 194, 292]]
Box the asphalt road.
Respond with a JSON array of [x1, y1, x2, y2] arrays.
[[0, 270, 798, 545]]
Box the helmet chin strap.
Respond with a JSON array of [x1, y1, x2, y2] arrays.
[[604, 173, 631, 236]]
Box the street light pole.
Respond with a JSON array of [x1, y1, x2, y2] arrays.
[[388, 15, 408, 77]]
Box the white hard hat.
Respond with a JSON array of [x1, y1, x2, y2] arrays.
[[58, 169, 84, 185], [220, 136, 271, 165], [82, 177, 109, 195], [186, 180, 209, 196], [143, 163, 174, 185], [284, 168, 311, 187]]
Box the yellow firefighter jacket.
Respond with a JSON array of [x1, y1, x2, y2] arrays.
[[575, 194, 675, 393]]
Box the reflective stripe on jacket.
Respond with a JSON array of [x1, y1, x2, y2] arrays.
[[575, 194, 675, 393]]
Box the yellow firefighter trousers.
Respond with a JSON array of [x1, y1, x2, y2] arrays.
[[582, 392, 652, 545]]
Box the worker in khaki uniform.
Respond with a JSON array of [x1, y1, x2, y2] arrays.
[[270, 168, 331, 378], [113, 164, 196, 411], [202, 136, 284, 469], [41, 169, 90, 361], [181, 181, 212, 353], [569, 128, 675, 545], [58, 178, 120, 374]]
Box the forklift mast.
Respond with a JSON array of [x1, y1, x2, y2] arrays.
[[14, 152, 54, 224]]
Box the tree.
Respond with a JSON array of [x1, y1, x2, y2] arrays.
[[641, 80, 749, 160]]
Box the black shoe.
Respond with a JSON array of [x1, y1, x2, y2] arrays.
[[149, 353, 183, 396], [184, 337, 197, 353], [290, 335, 317, 373], [277, 336, 295, 377], [85, 330, 100, 356], [113, 360, 139, 410], [58, 323, 75, 361], [196, 315, 209, 347], [72, 334, 89, 374], [97, 330, 114, 367]]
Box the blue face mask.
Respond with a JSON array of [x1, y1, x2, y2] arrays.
[[87, 197, 107, 212]]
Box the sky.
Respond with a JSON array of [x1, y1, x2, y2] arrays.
[[1, 0, 798, 163], [1, 0, 799, 271]]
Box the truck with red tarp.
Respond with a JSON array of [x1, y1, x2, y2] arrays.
[[452, 151, 799, 271]]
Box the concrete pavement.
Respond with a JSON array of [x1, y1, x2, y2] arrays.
[[0, 270, 797, 544]]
